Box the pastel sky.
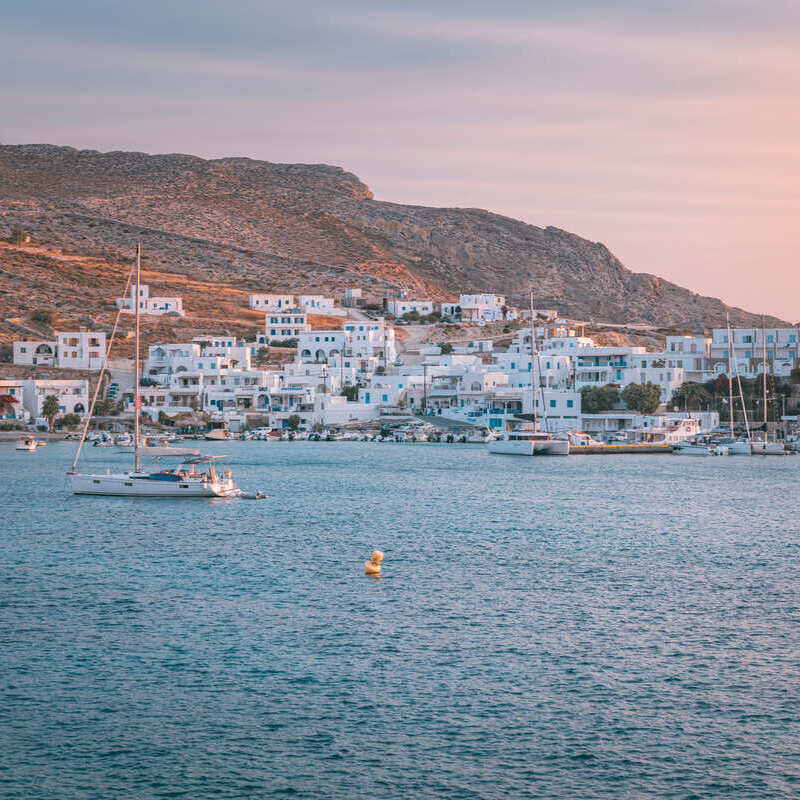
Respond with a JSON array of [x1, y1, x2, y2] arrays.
[[2, 1, 799, 319]]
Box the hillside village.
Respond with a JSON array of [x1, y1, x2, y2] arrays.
[[3, 279, 799, 445]]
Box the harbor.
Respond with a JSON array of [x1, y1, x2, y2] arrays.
[[2, 438, 799, 799]]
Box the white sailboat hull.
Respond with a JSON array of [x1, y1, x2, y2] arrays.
[[675, 444, 711, 456], [488, 438, 569, 456], [751, 441, 785, 455], [728, 441, 752, 456], [69, 471, 236, 497]]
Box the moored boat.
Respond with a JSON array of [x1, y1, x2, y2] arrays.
[[16, 436, 38, 452], [488, 424, 570, 456], [751, 440, 785, 456], [70, 455, 237, 497], [67, 243, 241, 498]]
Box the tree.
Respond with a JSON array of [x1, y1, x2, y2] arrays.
[[579, 385, 620, 414], [157, 410, 173, 426], [402, 310, 421, 323], [340, 385, 359, 401], [671, 382, 711, 411], [439, 342, 453, 354], [57, 413, 81, 429], [621, 382, 661, 414], [30, 308, 56, 325], [42, 395, 60, 431], [286, 414, 301, 430]]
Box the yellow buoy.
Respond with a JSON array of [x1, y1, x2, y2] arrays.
[[365, 550, 384, 576]]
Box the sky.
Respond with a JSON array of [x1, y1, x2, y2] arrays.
[[2, 0, 799, 320]]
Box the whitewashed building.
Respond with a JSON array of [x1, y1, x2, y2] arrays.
[[249, 293, 294, 311], [56, 331, 106, 370], [13, 339, 57, 367], [0, 379, 28, 422], [297, 295, 335, 313], [117, 285, 184, 316], [457, 294, 518, 323], [386, 299, 434, 317], [13, 331, 106, 370], [264, 310, 311, 340], [343, 288, 363, 307], [709, 327, 800, 378], [22, 379, 89, 420]]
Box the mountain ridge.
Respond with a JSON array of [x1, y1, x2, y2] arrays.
[[0, 143, 788, 334]]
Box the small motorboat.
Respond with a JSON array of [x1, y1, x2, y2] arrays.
[[16, 436, 38, 452], [674, 440, 711, 456], [237, 490, 268, 500]]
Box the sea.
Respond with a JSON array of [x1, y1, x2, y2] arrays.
[[1, 440, 799, 799]]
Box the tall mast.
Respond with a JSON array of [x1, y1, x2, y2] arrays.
[[762, 316, 768, 440], [134, 243, 142, 473], [529, 291, 537, 429], [726, 313, 735, 433]]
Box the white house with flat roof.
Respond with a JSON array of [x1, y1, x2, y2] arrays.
[[264, 309, 311, 340], [386, 299, 434, 317], [343, 288, 362, 307], [457, 293, 518, 323], [22, 379, 89, 420], [13, 331, 107, 370], [249, 293, 294, 311], [117, 285, 184, 316], [13, 339, 57, 367], [297, 295, 335, 313], [709, 327, 800, 378], [56, 331, 106, 370]]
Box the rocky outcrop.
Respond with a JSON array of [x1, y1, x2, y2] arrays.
[[0, 143, 786, 330]]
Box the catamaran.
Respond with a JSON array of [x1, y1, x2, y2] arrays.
[[489, 292, 569, 456], [67, 244, 239, 497]]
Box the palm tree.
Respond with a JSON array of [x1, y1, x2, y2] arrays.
[[42, 395, 60, 431]]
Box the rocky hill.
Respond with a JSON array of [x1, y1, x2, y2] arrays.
[[0, 143, 786, 343]]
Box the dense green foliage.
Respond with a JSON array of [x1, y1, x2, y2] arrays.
[[621, 382, 662, 414], [579, 385, 620, 414], [30, 308, 55, 325], [670, 374, 794, 420]]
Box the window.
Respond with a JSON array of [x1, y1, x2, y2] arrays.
[[549, 399, 556, 408], [567, 399, 573, 408]]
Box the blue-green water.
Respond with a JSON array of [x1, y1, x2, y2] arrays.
[[2, 441, 799, 799]]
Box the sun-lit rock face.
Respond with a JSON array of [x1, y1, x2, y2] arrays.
[[0, 144, 786, 337]]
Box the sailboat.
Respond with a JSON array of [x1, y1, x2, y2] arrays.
[[722, 312, 752, 455], [751, 318, 785, 455], [489, 292, 569, 456], [67, 244, 239, 496]]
